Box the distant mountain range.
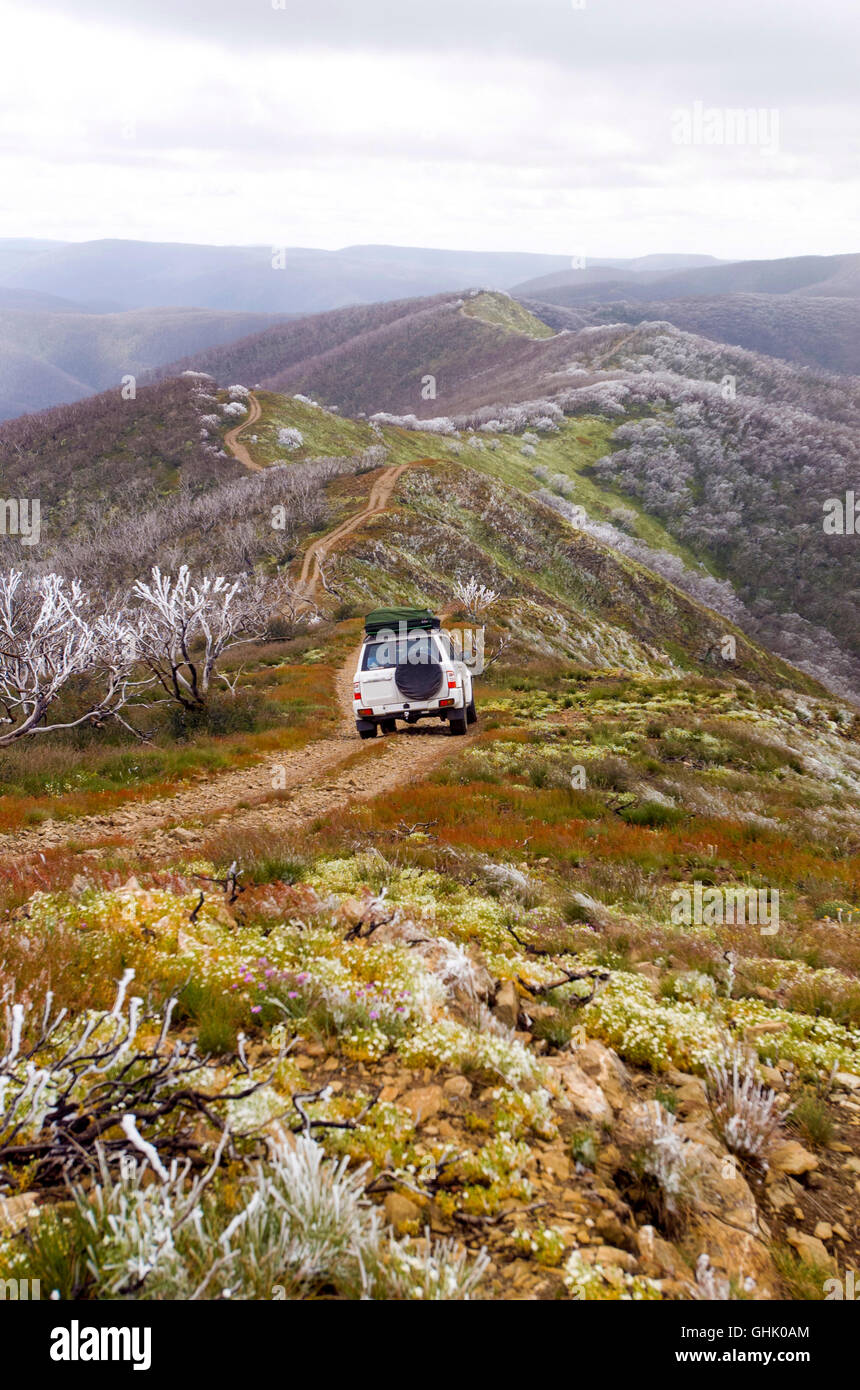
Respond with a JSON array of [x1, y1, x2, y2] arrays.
[[513, 252, 860, 302], [0, 238, 726, 314], [1, 239, 857, 422]]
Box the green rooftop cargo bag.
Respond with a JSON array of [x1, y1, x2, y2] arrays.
[[364, 607, 440, 636]]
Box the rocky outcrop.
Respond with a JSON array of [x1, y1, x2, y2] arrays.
[[549, 1055, 614, 1125], [574, 1040, 632, 1112]]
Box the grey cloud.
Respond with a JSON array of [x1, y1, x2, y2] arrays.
[[32, 0, 860, 103]]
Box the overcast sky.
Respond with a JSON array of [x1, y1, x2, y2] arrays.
[[0, 0, 856, 259]]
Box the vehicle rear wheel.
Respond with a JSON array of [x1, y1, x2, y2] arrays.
[[466, 697, 477, 724], [448, 706, 468, 736], [380, 718, 397, 734]]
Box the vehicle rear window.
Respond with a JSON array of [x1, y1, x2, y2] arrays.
[[362, 636, 439, 670]]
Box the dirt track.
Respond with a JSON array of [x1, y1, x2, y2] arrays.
[[297, 460, 420, 596], [223, 391, 263, 471], [0, 671, 455, 861]]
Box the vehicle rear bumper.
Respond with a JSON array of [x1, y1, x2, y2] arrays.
[[358, 694, 464, 717], [355, 705, 456, 732]]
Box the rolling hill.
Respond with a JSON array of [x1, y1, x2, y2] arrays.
[[156, 289, 591, 416], [162, 286, 858, 421], [153, 290, 860, 695]]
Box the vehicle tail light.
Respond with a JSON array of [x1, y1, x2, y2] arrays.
[[353, 682, 361, 701], [439, 698, 454, 708], [446, 669, 457, 689], [358, 708, 374, 717]]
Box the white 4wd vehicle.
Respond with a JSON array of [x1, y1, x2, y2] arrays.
[[353, 611, 476, 739]]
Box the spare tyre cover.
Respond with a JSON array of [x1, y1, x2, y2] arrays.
[[394, 661, 442, 701]]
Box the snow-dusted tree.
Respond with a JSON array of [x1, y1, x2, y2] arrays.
[[453, 576, 499, 621], [222, 401, 247, 419], [0, 571, 143, 746], [369, 412, 458, 437], [131, 566, 278, 710], [277, 427, 304, 451]]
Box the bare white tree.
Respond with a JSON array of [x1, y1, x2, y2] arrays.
[[0, 571, 144, 746], [453, 576, 499, 622], [131, 565, 279, 710]]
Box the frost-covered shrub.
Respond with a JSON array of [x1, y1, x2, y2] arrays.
[[222, 402, 247, 419], [631, 1102, 705, 1219], [34, 1137, 488, 1301], [453, 576, 498, 620], [277, 427, 304, 451], [704, 1042, 781, 1163], [520, 444, 536, 458], [199, 414, 222, 431], [549, 472, 574, 497], [360, 1234, 489, 1300], [227, 384, 250, 399]]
